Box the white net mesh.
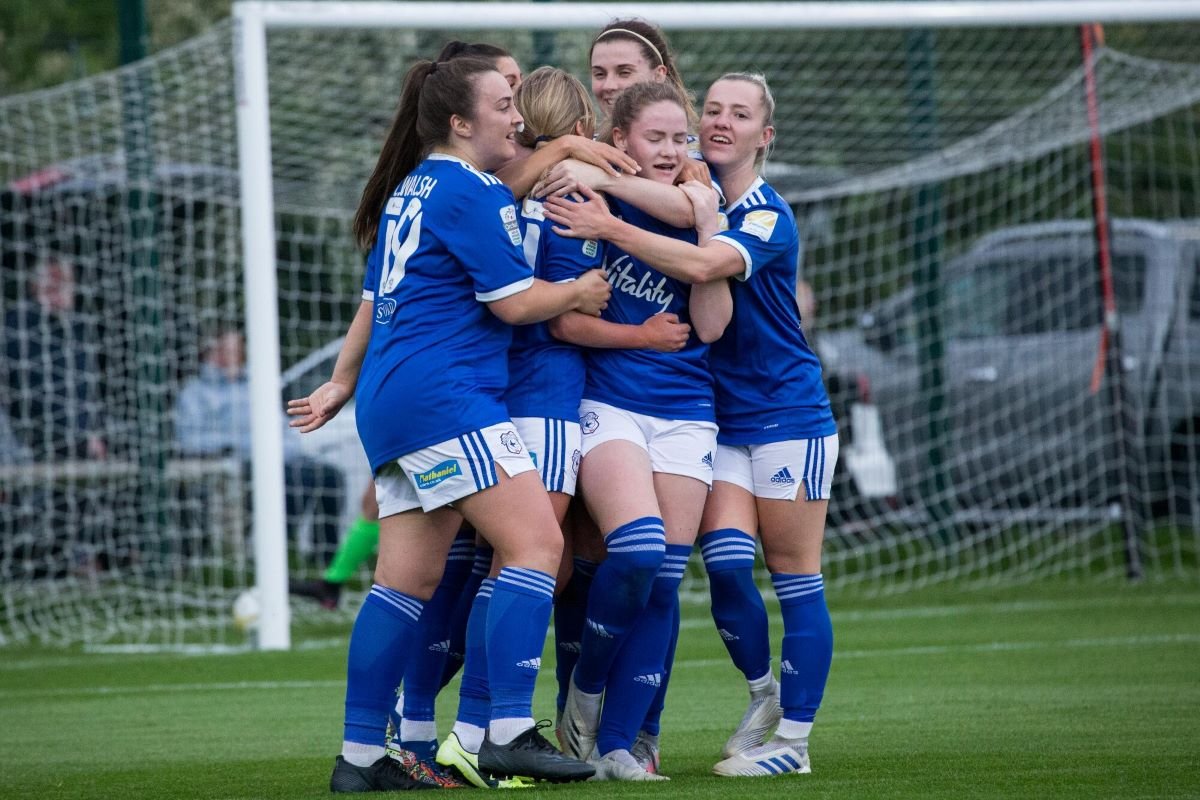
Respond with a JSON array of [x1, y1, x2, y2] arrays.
[[2, 8, 1199, 646]]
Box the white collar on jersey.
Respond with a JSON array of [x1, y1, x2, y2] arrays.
[[426, 153, 475, 168], [725, 175, 766, 210]]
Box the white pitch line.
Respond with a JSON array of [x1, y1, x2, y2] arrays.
[[673, 632, 1200, 668], [678, 592, 1200, 630], [4, 594, 1196, 671], [3, 633, 1197, 700]]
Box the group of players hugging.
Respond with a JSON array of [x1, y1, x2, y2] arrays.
[[288, 16, 838, 792]]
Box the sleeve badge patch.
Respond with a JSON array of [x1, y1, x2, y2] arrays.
[[500, 204, 522, 246], [740, 209, 778, 242]]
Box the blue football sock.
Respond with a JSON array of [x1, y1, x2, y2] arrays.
[[554, 557, 597, 714], [701, 528, 772, 682], [596, 544, 689, 755], [573, 517, 666, 694], [343, 585, 425, 747], [454, 578, 494, 731], [439, 543, 492, 692], [641, 588, 679, 737], [771, 573, 833, 725], [487, 567, 555, 726], [395, 531, 475, 756]]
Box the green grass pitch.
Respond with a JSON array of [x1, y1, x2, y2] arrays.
[[2, 580, 1198, 799]]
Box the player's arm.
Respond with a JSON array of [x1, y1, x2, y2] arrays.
[[534, 159, 696, 228], [287, 299, 372, 433], [488, 271, 610, 325], [550, 310, 690, 352], [496, 136, 638, 199], [545, 184, 744, 284], [689, 280, 732, 344], [680, 179, 730, 342]]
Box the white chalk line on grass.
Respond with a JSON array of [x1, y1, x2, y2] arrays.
[[3, 633, 1197, 700], [675, 633, 1200, 669], [4, 593, 1197, 672], [679, 591, 1200, 630]]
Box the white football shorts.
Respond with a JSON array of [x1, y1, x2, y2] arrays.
[[712, 434, 839, 501], [374, 421, 537, 515], [578, 399, 717, 486], [512, 416, 582, 497]]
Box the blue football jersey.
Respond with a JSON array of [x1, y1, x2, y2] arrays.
[[708, 177, 836, 444], [355, 154, 534, 472], [584, 197, 715, 422], [504, 197, 601, 421]]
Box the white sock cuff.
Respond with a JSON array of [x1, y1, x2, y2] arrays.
[[399, 718, 437, 742], [342, 740, 386, 767], [489, 717, 536, 746], [776, 719, 813, 740], [451, 722, 485, 754]]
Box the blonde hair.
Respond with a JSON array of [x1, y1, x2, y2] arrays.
[[514, 67, 595, 148], [714, 72, 777, 167]]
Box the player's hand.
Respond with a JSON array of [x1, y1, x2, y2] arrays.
[[545, 184, 614, 240], [680, 179, 720, 239], [562, 135, 640, 177], [676, 159, 712, 188], [532, 159, 611, 199], [573, 269, 611, 317], [287, 381, 352, 433], [640, 312, 691, 352]]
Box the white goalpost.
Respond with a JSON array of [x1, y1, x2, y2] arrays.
[[232, 0, 1200, 649], [2, 1, 1199, 651]]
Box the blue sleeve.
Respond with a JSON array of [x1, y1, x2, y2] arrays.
[[710, 202, 795, 282], [361, 246, 379, 301], [447, 184, 535, 302], [541, 213, 603, 284]]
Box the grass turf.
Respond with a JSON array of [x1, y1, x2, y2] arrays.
[[1, 580, 1198, 799]]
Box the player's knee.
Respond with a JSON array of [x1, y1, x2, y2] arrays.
[[609, 539, 665, 578]]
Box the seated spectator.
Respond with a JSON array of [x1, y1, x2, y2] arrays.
[[3, 257, 107, 461], [173, 328, 345, 566]]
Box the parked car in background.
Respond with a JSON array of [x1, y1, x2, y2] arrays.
[[819, 219, 1200, 518]]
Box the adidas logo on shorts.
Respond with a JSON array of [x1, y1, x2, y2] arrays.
[[718, 628, 740, 642], [702, 451, 714, 468], [516, 657, 541, 670], [634, 673, 662, 687], [780, 659, 799, 675], [428, 639, 450, 653], [558, 640, 581, 654], [770, 466, 796, 486]]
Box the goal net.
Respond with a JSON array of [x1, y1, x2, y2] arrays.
[[1, 2, 1198, 648]]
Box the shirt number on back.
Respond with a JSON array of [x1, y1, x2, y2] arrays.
[[380, 197, 423, 294]]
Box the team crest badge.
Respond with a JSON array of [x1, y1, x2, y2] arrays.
[[499, 430, 523, 454], [580, 412, 600, 435], [572, 449, 581, 475]]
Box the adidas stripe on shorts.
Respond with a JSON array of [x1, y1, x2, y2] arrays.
[[578, 399, 718, 486], [374, 421, 537, 515], [712, 434, 839, 501], [512, 416, 582, 496]]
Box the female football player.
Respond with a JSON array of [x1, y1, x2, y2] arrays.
[[545, 72, 838, 779], [288, 55, 610, 791], [555, 81, 732, 782]]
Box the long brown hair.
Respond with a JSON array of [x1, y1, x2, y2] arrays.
[[352, 56, 496, 250], [590, 19, 696, 129]]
